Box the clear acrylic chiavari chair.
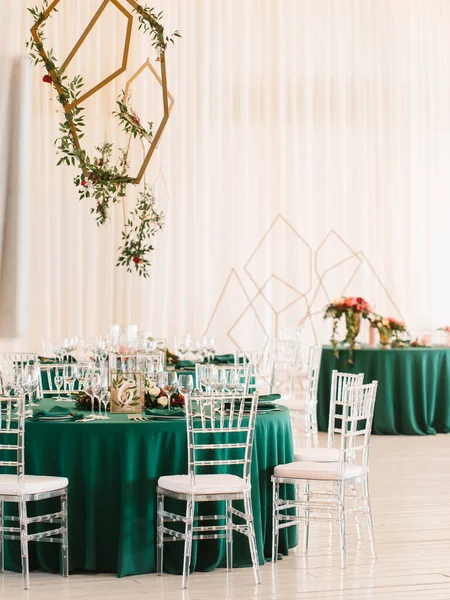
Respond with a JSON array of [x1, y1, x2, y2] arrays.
[[156, 392, 261, 588], [0, 353, 42, 401], [272, 381, 378, 569], [234, 350, 273, 395], [270, 339, 300, 401], [295, 370, 364, 461], [0, 394, 69, 589]]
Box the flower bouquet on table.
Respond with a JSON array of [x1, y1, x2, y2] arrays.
[[144, 385, 185, 410], [369, 314, 408, 348], [324, 296, 371, 363]]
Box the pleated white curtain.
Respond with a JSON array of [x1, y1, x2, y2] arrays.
[[1, 0, 450, 352]]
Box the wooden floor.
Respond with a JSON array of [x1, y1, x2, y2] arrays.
[[2, 432, 450, 599]]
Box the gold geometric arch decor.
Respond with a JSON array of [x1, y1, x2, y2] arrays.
[[27, 0, 180, 277]]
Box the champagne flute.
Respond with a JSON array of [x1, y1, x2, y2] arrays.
[[91, 373, 101, 418], [207, 337, 216, 361], [54, 367, 63, 400], [190, 339, 201, 363], [63, 364, 78, 401], [98, 374, 110, 419], [198, 365, 210, 393]]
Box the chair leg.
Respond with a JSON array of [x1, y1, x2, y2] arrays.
[[272, 480, 280, 562], [18, 500, 29, 590], [362, 476, 377, 559], [303, 484, 311, 554], [338, 484, 346, 569], [244, 492, 260, 584], [0, 501, 4, 573], [61, 492, 69, 577], [226, 499, 233, 571], [156, 491, 164, 576], [350, 485, 361, 540], [181, 496, 194, 589]]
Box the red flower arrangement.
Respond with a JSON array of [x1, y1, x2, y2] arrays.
[[42, 74, 52, 83], [324, 296, 372, 363]]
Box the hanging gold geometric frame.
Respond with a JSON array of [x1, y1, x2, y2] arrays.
[[122, 58, 175, 180]]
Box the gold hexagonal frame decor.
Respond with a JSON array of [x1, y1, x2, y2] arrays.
[[30, 0, 172, 184], [27, 0, 179, 276], [122, 58, 175, 182]]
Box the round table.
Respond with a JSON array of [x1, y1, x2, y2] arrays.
[[318, 346, 450, 435], [5, 401, 296, 576]]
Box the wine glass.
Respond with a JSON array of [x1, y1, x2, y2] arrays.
[[178, 374, 193, 396], [224, 369, 238, 393], [159, 371, 177, 409], [197, 365, 210, 393], [54, 367, 64, 400], [98, 374, 110, 419], [176, 335, 189, 359], [209, 367, 225, 393], [63, 364, 78, 401], [189, 339, 201, 363], [24, 364, 40, 407], [91, 373, 101, 417], [206, 337, 216, 360]]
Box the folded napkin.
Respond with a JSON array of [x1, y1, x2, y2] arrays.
[[145, 408, 185, 418], [210, 354, 235, 364], [257, 393, 281, 403], [38, 356, 77, 364], [32, 406, 84, 421], [174, 360, 196, 370]]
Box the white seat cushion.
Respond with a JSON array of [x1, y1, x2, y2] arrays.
[[277, 395, 304, 411], [294, 447, 340, 462], [0, 475, 68, 496], [274, 461, 362, 481], [158, 473, 250, 495]]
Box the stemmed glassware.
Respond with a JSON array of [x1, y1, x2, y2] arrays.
[[223, 369, 239, 393], [63, 364, 78, 401], [206, 337, 216, 361], [158, 371, 178, 409], [189, 339, 201, 363], [209, 367, 226, 393], [54, 367, 64, 400], [178, 374, 193, 396], [175, 335, 190, 359], [98, 374, 110, 419], [198, 365, 210, 393], [23, 364, 40, 408]]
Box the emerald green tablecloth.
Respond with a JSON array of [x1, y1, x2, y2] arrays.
[[318, 346, 450, 435], [5, 401, 295, 577]]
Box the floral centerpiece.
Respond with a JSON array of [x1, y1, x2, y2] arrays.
[[369, 314, 407, 347], [144, 385, 185, 409], [324, 297, 371, 363]]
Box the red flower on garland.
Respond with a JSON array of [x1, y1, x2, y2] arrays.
[[42, 74, 52, 84], [81, 180, 88, 187], [132, 256, 141, 264]]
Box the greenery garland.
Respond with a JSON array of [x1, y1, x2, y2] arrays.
[[26, 1, 180, 277]]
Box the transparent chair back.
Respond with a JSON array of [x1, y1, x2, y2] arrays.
[[328, 370, 364, 449], [270, 339, 300, 397], [39, 364, 78, 399], [0, 393, 25, 479], [234, 351, 272, 395], [303, 345, 323, 446], [279, 326, 305, 366], [196, 364, 250, 395], [339, 381, 378, 472], [185, 392, 258, 486], [0, 353, 42, 399]]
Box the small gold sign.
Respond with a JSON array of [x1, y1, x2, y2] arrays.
[[110, 372, 143, 414]]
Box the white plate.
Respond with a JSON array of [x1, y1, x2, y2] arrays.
[[147, 414, 185, 420], [35, 415, 73, 421]]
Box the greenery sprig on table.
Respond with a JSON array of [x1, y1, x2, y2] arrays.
[[26, 1, 180, 277]]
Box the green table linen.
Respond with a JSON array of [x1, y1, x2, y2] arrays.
[[4, 400, 295, 576], [317, 346, 450, 435]]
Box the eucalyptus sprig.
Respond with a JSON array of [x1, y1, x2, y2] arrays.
[[26, 1, 179, 277]]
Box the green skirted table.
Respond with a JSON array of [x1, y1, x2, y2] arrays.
[[318, 346, 450, 435], [5, 401, 295, 577]]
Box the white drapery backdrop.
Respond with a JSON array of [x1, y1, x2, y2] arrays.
[[1, 0, 450, 352]]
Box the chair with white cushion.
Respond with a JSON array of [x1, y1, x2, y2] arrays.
[[272, 381, 378, 568], [0, 394, 69, 589], [294, 370, 364, 462], [277, 345, 322, 447], [156, 392, 260, 588]]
